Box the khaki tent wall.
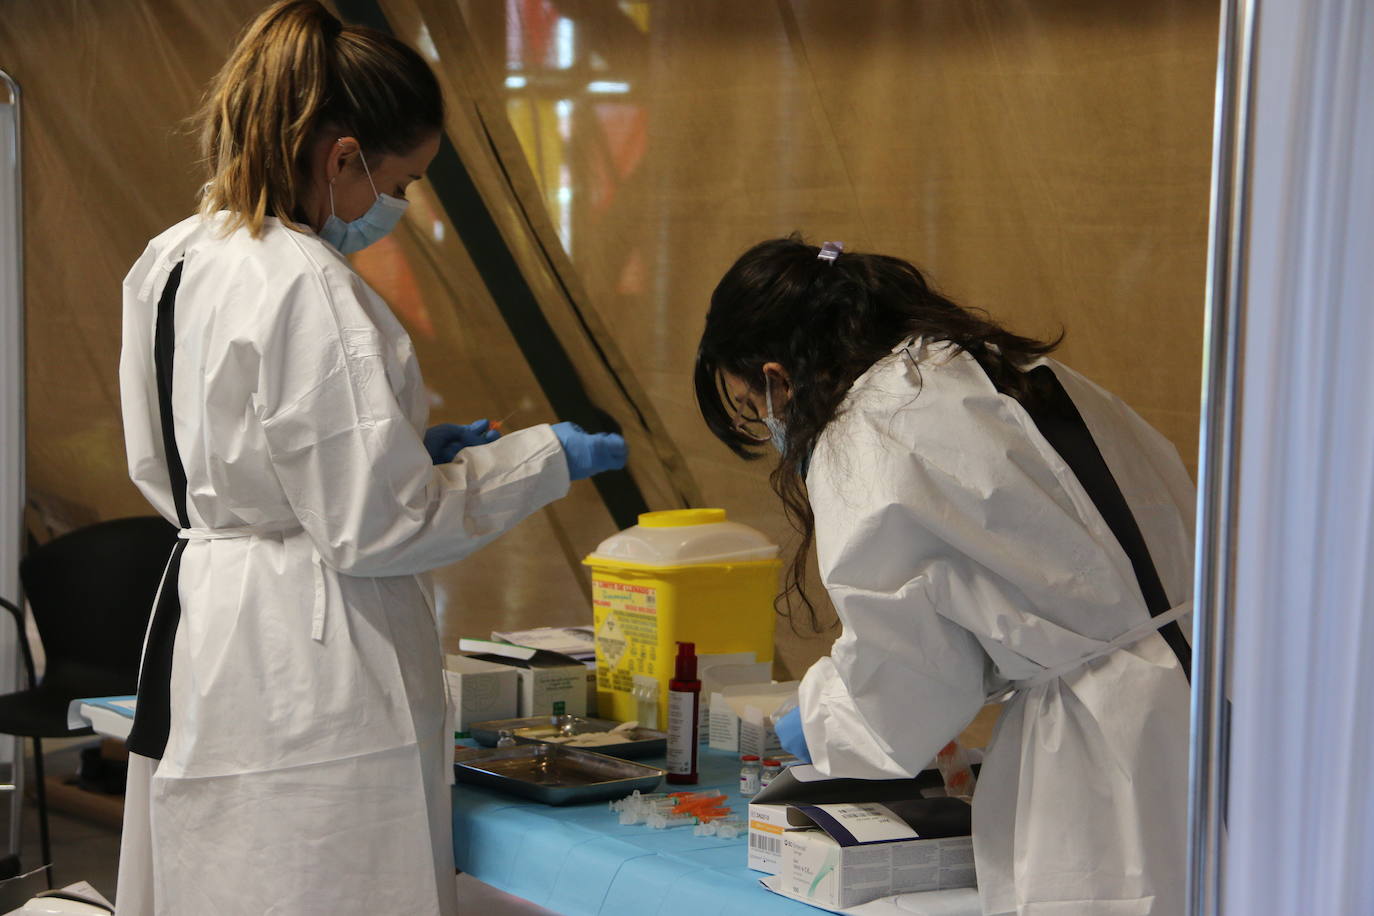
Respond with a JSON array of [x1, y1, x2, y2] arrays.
[[0, 2, 1216, 696], [385, 0, 1220, 678]]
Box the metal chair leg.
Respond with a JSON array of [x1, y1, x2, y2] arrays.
[[31, 736, 51, 889], [3, 733, 23, 879]]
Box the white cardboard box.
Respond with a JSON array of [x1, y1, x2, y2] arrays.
[[747, 765, 972, 880], [709, 693, 743, 752], [760, 877, 983, 915], [462, 639, 590, 719], [698, 655, 771, 743], [748, 796, 802, 874], [709, 681, 798, 752], [778, 803, 975, 909], [445, 655, 520, 735], [740, 705, 785, 758]]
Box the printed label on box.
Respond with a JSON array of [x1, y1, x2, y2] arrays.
[[750, 822, 784, 856], [798, 803, 921, 845], [748, 803, 796, 874]]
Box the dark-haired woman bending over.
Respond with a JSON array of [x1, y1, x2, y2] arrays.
[[696, 237, 1193, 916]]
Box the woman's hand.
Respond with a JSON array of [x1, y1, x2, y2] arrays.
[[774, 705, 812, 764], [424, 420, 501, 464], [552, 423, 628, 481]]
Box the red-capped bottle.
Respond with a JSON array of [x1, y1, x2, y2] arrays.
[[665, 641, 702, 784]]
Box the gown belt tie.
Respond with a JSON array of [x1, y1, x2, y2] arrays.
[[177, 525, 327, 642], [987, 600, 1192, 704]]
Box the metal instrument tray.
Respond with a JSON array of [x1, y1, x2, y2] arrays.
[[469, 715, 668, 760], [453, 743, 666, 806]]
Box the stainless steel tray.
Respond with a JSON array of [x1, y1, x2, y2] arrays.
[[453, 743, 666, 806], [469, 715, 668, 760]]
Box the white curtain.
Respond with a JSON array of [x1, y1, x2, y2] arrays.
[[0, 70, 22, 865], [0, 75, 22, 714], [1222, 1, 1374, 913]]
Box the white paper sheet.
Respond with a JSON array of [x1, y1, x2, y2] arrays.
[[491, 626, 595, 660], [759, 875, 981, 915]]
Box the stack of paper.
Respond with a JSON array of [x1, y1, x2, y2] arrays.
[[67, 696, 136, 741], [491, 626, 595, 661]]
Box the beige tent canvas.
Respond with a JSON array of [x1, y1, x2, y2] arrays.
[[0, 0, 1215, 699]]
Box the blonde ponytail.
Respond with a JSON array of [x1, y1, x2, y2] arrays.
[[195, 0, 443, 238]]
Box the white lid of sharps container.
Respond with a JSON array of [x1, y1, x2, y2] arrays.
[[586, 509, 780, 568]]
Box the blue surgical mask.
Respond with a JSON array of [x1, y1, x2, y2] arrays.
[[764, 379, 787, 455], [319, 149, 408, 255]]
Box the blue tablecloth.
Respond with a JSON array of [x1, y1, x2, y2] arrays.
[[452, 745, 818, 916]]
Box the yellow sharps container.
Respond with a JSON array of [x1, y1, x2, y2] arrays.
[[584, 509, 781, 728]]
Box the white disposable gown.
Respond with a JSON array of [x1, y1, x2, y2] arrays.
[[116, 214, 571, 915], [799, 339, 1194, 916]]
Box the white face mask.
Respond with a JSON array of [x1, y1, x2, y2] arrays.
[[764, 378, 787, 455]]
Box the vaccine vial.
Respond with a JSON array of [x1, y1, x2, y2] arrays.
[[760, 758, 782, 790], [739, 754, 762, 796]]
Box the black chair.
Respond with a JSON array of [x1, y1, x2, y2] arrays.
[[0, 515, 178, 887]]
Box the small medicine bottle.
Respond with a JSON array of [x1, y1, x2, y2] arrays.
[[760, 758, 782, 789], [739, 755, 762, 796]]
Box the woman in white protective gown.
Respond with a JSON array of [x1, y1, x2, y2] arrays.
[[695, 237, 1193, 916], [115, 3, 626, 913]]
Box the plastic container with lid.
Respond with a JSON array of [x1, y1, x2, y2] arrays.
[[584, 509, 781, 726]]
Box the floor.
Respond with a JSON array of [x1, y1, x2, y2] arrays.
[[0, 739, 121, 913]]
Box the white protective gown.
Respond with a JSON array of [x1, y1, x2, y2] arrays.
[[799, 338, 1194, 916], [116, 214, 571, 915]]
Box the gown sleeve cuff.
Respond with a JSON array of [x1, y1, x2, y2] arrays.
[[799, 656, 918, 781]]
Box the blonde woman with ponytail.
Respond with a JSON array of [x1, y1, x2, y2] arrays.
[[117, 3, 625, 912]]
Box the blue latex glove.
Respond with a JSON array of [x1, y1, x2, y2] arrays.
[[552, 422, 628, 481], [774, 705, 812, 764], [424, 420, 501, 465]]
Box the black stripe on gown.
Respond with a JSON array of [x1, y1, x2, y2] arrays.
[[1013, 364, 1192, 681], [127, 260, 187, 760]]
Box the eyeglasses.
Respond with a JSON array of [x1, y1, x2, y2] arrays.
[[718, 374, 773, 443]]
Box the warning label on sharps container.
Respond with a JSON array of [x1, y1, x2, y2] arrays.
[[593, 580, 659, 693]]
